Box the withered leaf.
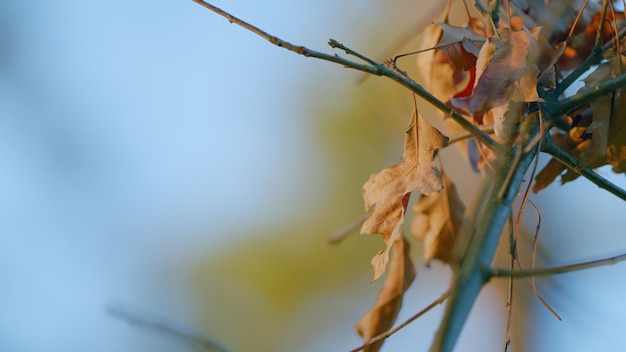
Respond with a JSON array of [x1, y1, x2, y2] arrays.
[[452, 28, 540, 116], [361, 110, 448, 281], [355, 238, 415, 352], [435, 22, 485, 71], [411, 172, 465, 264]]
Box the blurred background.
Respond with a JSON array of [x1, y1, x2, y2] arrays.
[[1, 1, 626, 351]]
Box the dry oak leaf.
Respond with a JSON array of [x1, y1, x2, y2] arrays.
[[435, 21, 485, 71], [411, 172, 466, 264], [355, 237, 415, 352], [361, 110, 448, 281], [452, 27, 541, 117]]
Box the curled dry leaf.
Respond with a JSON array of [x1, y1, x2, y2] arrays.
[[411, 172, 466, 264], [355, 238, 415, 352], [418, 17, 483, 169], [361, 110, 448, 281], [435, 22, 485, 70], [452, 27, 541, 117]]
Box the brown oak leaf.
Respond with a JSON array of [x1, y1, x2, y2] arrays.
[[361, 110, 448, 281], [452, 27, 541, 117], [355, 238, 415, 352], [435, 21, 485, 70], [411, 172, 465, 264]]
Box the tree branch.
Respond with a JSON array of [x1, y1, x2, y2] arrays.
[[430, 118, 541, 352], [540, 136, 626, 202], [108, 303, 230, 352], [191, 0, 502, 153], [193, 2, 626, 352], [548, 72, 626, 119], [490, 251, 626, 278]]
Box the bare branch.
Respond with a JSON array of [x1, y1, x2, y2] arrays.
[[327, 213, 368, 244], [108, 303, 230, 352], [191, 0, 502, 153], [540, 136, 626, 202], [491, 251, 626, 278]]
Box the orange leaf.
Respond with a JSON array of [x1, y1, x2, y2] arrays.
[[361, 110, 448, 281]]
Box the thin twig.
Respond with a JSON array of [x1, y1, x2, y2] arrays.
[[447, 125, 495, 145], [191, 1, 382, 74], [491, 251, 626, 278], [502, 215, 515, 352], [540, 136, 626, 202], [357, 0, 450, 84], [550, 70, 626, 119], [192, 0, 502, 153], [596, 0, 610, 50], [327, 213, 368, 244], [349, 291, 450, 352], [108, 303, 230, 352], [555, 0, 626, 96], [554, 0, 598, 95], [329, 39, 379, 66]]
